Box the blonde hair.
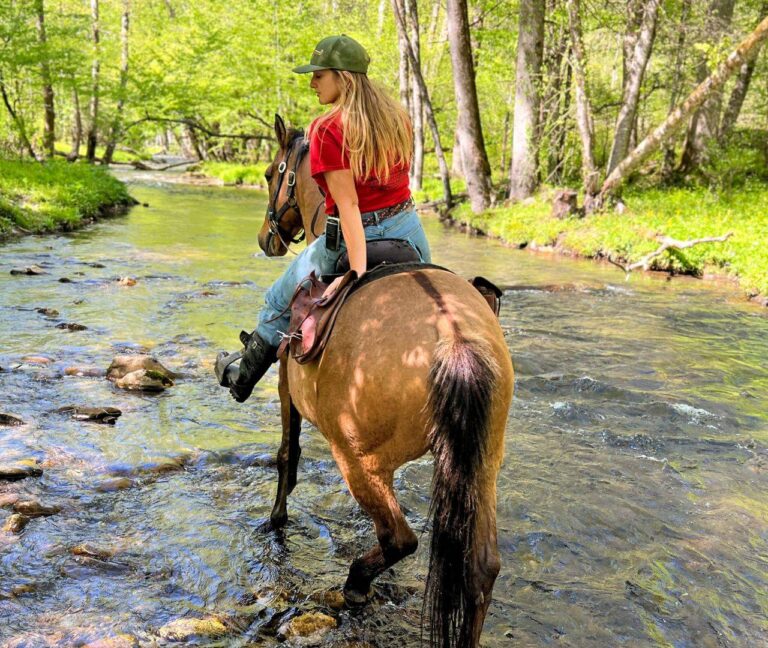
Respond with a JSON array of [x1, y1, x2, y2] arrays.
[[314, 71, 412, 183]]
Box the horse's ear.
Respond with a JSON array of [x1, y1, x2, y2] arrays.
[[274, 114, 287, 149]]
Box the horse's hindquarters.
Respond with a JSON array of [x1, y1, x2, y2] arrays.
[[288, 269, 513, 470]]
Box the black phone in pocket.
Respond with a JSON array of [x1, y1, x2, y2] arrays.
[[325, 215, 341, 252]]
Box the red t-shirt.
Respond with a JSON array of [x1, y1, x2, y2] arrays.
[[309, 114, 411, 215]]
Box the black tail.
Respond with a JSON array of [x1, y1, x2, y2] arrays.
[[423, 333, 499, 648]]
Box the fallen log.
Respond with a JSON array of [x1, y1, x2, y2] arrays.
[[609, 232, 733, 273]]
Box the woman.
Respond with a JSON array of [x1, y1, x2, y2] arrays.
[[216, 34, 431, 402]]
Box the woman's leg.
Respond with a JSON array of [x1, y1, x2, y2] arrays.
[[216, 234, 340, 402], [368, 209, 431, 263]]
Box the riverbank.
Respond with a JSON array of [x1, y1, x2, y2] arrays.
[[0, 159, 135, 240], [448, 184, 768, 306]]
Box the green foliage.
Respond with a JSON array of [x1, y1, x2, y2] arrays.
[[0, 159, 132, 235], [461, 185, 768, 298], [195, 161, 269, 186]]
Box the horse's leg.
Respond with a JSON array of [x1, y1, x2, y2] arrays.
[[269, 359, 302, 530], [339, 467, 418, 605]]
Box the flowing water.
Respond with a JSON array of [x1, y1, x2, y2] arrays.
[[1, 172, 767, 647]]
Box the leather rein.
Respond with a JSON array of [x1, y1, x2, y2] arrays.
[[265, 132, 324, 255]]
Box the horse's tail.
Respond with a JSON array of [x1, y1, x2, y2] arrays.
[[424, 332, 501, 648]]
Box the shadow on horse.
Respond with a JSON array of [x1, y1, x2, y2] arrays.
[[254, 115, 514, 647]]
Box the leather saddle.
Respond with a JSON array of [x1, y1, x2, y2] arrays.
[[278, 243, 503, 365]]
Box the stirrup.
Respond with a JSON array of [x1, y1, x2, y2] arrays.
[[214, 350, 242, 387]]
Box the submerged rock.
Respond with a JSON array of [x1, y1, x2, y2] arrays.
[[13, 500, 61, 517], [10, 265, 47, 275], [56, 405, 122, 424], [71, 543, 114, 561], [278, 612, 337, 642], [0, 464, 43, 481], [0, 494, 20, 508], [0, 413, 24, 426], [3, 513, 31, 533], [36, 307, 59, 317], [82, 635, 138, 648], [56, 322, 88, 331], [22, 355, 52, 365], [115, 369, 173, 392], [116, 277, 137, 286], [94, 477, 134, 492], [64, 366, 105, 377], [156, 617, 228, 641]]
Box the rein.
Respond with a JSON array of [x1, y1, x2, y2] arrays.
[[266, 133, 324, 255]]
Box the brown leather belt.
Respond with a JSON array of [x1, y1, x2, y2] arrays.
[[360, 198, 415, 227]]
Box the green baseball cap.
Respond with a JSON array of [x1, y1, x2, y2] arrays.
[[293, 34, 370, 74]]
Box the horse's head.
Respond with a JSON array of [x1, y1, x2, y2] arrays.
[[258, 115, 315, 257]]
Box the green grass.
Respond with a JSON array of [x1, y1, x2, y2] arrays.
[[195, 161, 270, 186], [457, 183, 768, 299], [0, 158, 134, 236]]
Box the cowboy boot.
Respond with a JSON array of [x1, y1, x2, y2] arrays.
[[215, 330, 277, 403]]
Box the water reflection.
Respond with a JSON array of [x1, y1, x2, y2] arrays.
[[1, 173, 766, 646]]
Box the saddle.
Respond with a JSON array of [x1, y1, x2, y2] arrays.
[[277, 243, 503, 364]]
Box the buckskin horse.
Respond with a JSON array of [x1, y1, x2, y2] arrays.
[[255, 115, 513, 647]]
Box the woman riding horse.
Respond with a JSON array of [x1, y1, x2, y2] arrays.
[[215, 34, 430, 399]]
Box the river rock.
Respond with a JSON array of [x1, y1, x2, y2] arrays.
[[71, 543, 114, 560], [0, 494, 20, 508], [278, 612, 337, 642], [58, 277, 73, 283], [157, 617, 228, 641], [82, 635, 138, 648], [117, 277, 137, 286], [57, 405, 122, 424], [22, 355, 52, 365], [0, 464, 43, 481], [0, 413, 24, 426], [3, 513, 31, 533], [36, 307, 59, 317], [10, 265, 47, 275], [56, 322, 88, 331], [115, 369, 173, 392], [310, 589, 346, 611], [94, 477, 135, 492], [107, 355, 177, 381], [13, 500, 61, 517], [64, 366, 105, 377]]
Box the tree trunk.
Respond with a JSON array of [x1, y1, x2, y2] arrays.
[[566, 0, 599, 197], [678, 0, 736, 172], [541, 9, 569, 183], [0, 71, 39, 160], [606, 0, 661, 175], [391, 0, 452, 208], [35, 0, 55, 159], [67, 84, 82, 161], [406, 0, 424, 190], [509, 0, 545, 200], [599, 14, 768, 202], [393, 0, 411, 115], [446, 0, 492, 212], [86, 0, 100, 163], [103, 0, 130, 165], [661, 0, 692, 178], [719, 1, 768, 141]]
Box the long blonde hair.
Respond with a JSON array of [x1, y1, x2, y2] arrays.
[[314, 71, 412, 183]]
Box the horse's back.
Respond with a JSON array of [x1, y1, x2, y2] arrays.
[[288, 269, 512, 471]]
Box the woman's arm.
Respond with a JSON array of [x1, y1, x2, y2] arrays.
[[325, 169, 367, 277]]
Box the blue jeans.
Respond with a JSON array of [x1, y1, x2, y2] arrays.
[[256, 209, 431, 347]]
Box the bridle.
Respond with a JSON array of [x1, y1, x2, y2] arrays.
[[265, 132, 324, 255]]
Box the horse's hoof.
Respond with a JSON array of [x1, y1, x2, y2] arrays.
[[342, 585, 374, 608]]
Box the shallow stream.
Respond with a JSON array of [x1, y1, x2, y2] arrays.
[[1, 172, 767, 647]]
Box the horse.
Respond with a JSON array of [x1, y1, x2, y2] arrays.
[[254, 114, 514, 648]]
